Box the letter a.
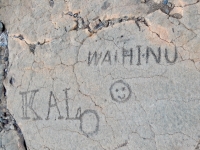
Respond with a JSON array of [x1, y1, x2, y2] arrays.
[[46, 91, 64, 120]]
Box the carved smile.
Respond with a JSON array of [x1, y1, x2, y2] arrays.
[[118, 94, 126, 100]]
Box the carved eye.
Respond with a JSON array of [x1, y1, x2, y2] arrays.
[[116, 89, 119, 92], [122, 87, 125, 91]]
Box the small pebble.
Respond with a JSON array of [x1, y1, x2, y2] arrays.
[[9, 124, 15, 130], [67, 12, 73, 16], [73, 13, 79, 18], [49, 0, 54, 7], [167, 2, 174, 8], [163, 0, 168, 5], [171, 13, 182, 19], [17, 34, 24, 40], [160, 5, 171, 14], [29, 44, 36, 54]]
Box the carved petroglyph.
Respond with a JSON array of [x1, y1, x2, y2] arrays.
[[19, 90, 42, 120], [46, 91, 64, 120], [19, 89, 99, 136], [88, 46, 178, 66], [110, 80, 132, 103], [2, 0, 200, 149], [80, 109, 99, 137]]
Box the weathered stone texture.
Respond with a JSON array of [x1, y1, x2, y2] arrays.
[[0, 0, 200, 149]]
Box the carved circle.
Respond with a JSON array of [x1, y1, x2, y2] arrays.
[[80, 109, 99, 136], [110, 80, 132, 103]]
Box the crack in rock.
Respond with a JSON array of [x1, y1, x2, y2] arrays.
[[0, 22, 27, 150], [13, 35, 49, 54], [66, 11, 149, 33]]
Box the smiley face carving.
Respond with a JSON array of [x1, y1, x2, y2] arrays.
[[110, 80, 132, 103]]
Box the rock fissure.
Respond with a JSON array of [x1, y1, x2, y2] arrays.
[[0, 22, 27, 150]]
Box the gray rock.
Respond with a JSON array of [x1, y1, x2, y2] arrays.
[[0, 0, 200, 149]]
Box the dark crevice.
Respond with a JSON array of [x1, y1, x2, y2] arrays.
[[66, 12, 149, 34], [14, 34, 24, 40], [0, 21, 27, 150], [13, 35, 49, 54], [23, 140, 27, 150], [0, 22, 5, 33]]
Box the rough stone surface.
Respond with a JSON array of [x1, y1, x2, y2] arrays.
[[0, 0, 200, 149]]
